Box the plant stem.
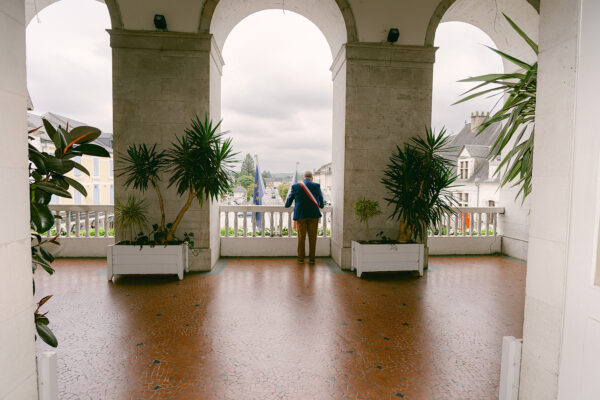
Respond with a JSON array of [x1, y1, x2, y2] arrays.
[[153, 180, 166, 232], [166, 190, 200, 242], [365, 219, 370, 243], [397, 219, 412, 243]]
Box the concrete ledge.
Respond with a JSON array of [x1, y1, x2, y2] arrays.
[[502, 236, 529, 261], [108, 29, 212, 52], [345, 43, 437, 65], [221, 237, 331, 257], [43, 238, 114, 258], [428, 236, 502, 255]]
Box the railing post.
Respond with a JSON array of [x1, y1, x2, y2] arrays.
[[94, 211, 99, 237], [224, 210, 229, 237], [65, 212, 71, 238], [75, 212, 81, 237], [234, 211, 239, 237], [278, 211, 283, 237], [85, 211, 90, 237], [493, 211, 498, 236], [104, 210, 109, 238]]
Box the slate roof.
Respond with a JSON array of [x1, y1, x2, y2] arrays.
[[445, 120, 502, 184], [444, 121, 502, 159], [27, 111, 113, 153], [461, 145, 491, 159]]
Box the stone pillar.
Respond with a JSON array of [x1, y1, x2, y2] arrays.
[[331, 43, 436, 269], [110, 30, 224, 271], [0, 0, 39, 398]]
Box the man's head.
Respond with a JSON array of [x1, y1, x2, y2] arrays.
[[304, 171, 313, 181]]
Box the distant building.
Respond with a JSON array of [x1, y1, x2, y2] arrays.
[[232, 186, 246, 202], [264, 177, 286, 188], [28, 111, 114, 205], [313, 162, 332, 203], [445, 112, 501, 208]]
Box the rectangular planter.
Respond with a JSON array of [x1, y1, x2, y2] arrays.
[[107, 244, 188, 281], [351, 241, 424, 278]]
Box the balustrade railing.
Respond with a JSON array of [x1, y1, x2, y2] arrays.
[[219, 205, 333, 238], [48, 205, 115, 238], [44, 205, 502, 242], [429, 207, 504, 237]]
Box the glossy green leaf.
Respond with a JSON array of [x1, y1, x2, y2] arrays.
[[75, 143, 110, 157], [35, 320, 58, 347]]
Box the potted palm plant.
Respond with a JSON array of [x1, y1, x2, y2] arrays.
[[107, 115, 236, 281], [351, 127, 457, 278]]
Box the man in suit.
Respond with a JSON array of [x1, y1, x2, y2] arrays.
[[285, 170, 325, 264]]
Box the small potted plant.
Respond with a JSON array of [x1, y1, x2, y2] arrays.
[[107, 115, 236, 281], [351, 127, 457, 278], [353, 198, 381, 243]]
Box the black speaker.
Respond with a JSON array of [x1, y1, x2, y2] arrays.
[[154, 14, 167, 31], [387, 28, 399, 43]]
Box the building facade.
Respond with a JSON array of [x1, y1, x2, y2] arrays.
[[447, 112, 501, 208], [313, 162, 332, 204], [28, 112, 114, 205]]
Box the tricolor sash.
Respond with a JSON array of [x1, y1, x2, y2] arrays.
[[299, 181, 320, 208]]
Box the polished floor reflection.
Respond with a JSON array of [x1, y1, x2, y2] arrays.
[[35, 256, 525, 399]]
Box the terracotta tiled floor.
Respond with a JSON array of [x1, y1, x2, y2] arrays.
[[35, 256, 525, 400]]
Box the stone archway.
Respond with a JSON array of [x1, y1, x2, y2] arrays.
[[202, 0, 357, 266], [198, 0, 358, 53], [25, 0, 123, 28], [425, 0, 538, 48]]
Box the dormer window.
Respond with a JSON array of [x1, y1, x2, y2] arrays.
[[460, 161, 469, 179]]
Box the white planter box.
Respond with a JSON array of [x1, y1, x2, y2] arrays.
[[107, 244, 188, 281], [351, 241, 424, 278]]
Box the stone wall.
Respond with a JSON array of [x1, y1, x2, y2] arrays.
[[332, 43, 436, 268], [0, 0, 38, 398], [110, 30, 218, 271]]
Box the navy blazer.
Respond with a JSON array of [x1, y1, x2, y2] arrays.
[[284, 179, 325, 220]]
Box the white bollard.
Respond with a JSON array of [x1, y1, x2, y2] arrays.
[[37, 351, 58, 400], [499, 336, 522, 400]]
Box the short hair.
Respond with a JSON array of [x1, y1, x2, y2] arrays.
[[304, 170, 313, 179]]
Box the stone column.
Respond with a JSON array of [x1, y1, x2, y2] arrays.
[[331, 43, 436, 269], [0, 0, 38, 398], [110, 30, 224, 271]]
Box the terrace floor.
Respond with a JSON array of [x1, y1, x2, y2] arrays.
[[35, 256, 526, 399]]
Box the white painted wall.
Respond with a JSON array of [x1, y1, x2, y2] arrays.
[[0, 0, 38, 398], [556, 1, 600, 398], [429, 236, 501, 255], [518, 0, 579, 398], [221, 237, 331, 257]]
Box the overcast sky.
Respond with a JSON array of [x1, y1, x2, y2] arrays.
[[26, 0, 502, 173]]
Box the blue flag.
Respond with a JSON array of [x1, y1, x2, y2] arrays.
[[253, 162, 264, 229]]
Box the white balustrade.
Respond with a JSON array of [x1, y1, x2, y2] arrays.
[[48, 205, 115, 238], [429, 207, 504, 237], [219, 205, 333, 238]]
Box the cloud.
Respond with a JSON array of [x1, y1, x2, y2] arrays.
[[26, 0, 112, 132], [220, 10, 333, 172], [432, 22, 504, 135]]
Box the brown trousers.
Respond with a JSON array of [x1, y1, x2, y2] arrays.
[[296, 218, 319, 260]]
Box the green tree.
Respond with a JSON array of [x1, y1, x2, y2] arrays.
[[352, 198, 381, 243], [246, 184, 256, 201], [240, 153, 255, 176], [278, 183, 290, 201], [261, 170, 271, 179], [237, 175, 254, 189], [381, 127, 458, 243]]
